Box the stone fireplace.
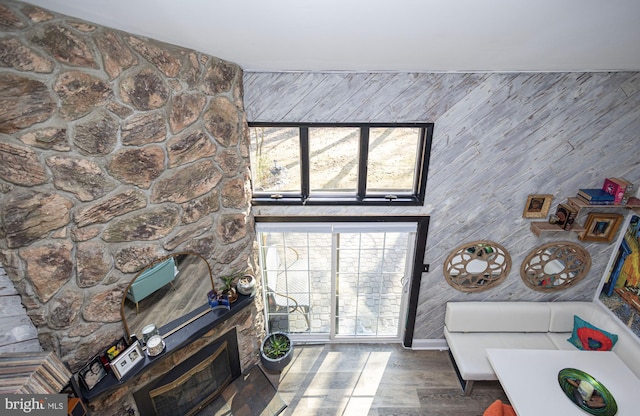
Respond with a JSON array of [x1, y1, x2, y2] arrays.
[[0, 2, 265, 414]]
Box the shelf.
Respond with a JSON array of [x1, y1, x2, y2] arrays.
[[530, 221, 585, 237], [530, 196, 640, 237]]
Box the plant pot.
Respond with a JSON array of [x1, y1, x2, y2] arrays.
[[236, 274, 256, 296], [222, 287, 238, 303], [260, 332, 293, 373]]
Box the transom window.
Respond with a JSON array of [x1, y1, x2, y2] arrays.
[[248, 123, 433, 205]]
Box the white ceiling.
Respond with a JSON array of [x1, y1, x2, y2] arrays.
[[25, 0, 640, 72]]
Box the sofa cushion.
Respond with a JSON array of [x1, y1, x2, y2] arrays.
[[567, 315, 618, 351], [445, 302, 551, 333], [444, 329, 557, 380]]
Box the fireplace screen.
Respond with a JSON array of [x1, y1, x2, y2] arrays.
[[149, 342, 230, 416]]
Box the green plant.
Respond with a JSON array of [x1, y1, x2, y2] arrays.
[[220, 271, 243, 291], [263, 333, 290, 359]]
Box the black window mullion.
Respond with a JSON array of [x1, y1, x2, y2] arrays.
[[300, 127, 310, 201], [357, 128, 369, 199]]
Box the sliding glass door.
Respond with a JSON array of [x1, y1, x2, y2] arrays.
[[257, 221, 417, 342]]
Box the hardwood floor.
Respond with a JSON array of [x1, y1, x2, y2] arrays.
[[262, 343, 509, 416]]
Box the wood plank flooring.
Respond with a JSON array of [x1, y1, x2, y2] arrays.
[[262, 343, 508, 416]]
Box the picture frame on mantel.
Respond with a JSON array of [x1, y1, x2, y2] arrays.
[[111, 340, 144, 380], [523, 194, 553, 218], [579, 212, 624, 243]]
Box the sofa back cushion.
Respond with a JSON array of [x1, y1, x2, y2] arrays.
[[445, 302, 551, 333]]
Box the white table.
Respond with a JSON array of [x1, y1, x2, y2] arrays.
[[487, 349, 640, 416]]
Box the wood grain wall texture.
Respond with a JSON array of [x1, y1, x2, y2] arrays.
[[243, 71, 640, 341]]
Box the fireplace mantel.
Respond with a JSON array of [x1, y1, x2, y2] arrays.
[[79, 293, 255, 402]]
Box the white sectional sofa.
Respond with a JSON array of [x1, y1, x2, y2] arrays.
[[444, 301, 640, 394]]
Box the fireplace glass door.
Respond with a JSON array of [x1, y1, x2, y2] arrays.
[[257, 221, 416, 342]]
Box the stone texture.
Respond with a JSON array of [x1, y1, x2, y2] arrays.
[[102, 205, 180, 242], [76, 241, 112, 287], [114, 246, 165, 274], [46, 156, 116, 201], [170, 92, 206, 133], [106, 101, 134, 119], [182, 190, 220, 224], [20, 5, 54, 22], [151, 159, 223, 204], [119, 68, 169, 111], [67, 21, 96, 32], [82, 289, 124, 323], [217, 214, 248, 244], [0, 73, 55, 133], [71, 226, 101, 242], [107, 146, 165, 188], [47, 288, 83, 329], [201, 58, 237, 95], [30, 23, 97, 67], [0, 3, 27, 30], [2, 190, 73, 248], [217, 148, 244, 177], [0, 37, 54, 72], [73, 109, 119, 155], [164, 216, 213, 251], [54, 70, 111, 120], [22, 240, 73, 303], [203, 96, 240, 147], [74, 188, 147, 227], [180, 51, 201, 88], [125, 35, 182, 78], [221, 177, 249, 209], [167, 129, 216, 167], [121, 112, 166, 145], [0, 141, 47, 185], [18, 127, 69, 151], [95, 30, 137, 80]]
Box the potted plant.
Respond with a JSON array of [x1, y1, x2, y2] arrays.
[[220, 272, 240, 303], [260, 332, 293, 373]]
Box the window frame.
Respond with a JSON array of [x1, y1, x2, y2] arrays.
[[249, 122, 433, 206]]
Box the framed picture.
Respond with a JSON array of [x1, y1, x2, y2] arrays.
[[105, 337, 128, 362], [523, 194, 553, 218], [579, 212, 624, 242], [79, 355, 107, 391], [111, 340, 144, 380]]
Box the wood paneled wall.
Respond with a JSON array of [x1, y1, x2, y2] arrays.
[[244, 71, 640, 340]]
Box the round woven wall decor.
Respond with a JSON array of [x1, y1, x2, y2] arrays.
[[443, 240, 512, 292], [520, 241, 591, 292]]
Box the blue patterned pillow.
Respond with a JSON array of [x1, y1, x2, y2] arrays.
[[567, 315, 618, 351]]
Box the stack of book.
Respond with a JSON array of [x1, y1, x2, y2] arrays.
[[577, 177, 634, 205]]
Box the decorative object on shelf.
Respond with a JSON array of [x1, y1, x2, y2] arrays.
[[78, 355, 107, 391], [520, 241, 591, 292], [523, 194, 553, 218], [602, 177, 632, 204], [110, 340, 144, 380], [579, 212, 624, 243], [260, 332, 293, 373], [443, 240, 511, 292], [555, 203, 578, 230], [145, 335, 165, 357], [577, 188, 615, 205], [220, 272, 241, 303], [141, 324, 159, 346], [236, 274, 256, 296], [105, 337, 128, 362], [558, 368, 617, 416], [208, 290, 230, 310]]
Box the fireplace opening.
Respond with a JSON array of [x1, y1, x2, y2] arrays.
[[133, 328, 241, 416]]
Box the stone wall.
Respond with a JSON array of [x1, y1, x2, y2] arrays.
[[0, 0, 262, 379]]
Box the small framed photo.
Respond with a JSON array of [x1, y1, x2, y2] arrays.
[[105, 337, 128, 362], [579, 212, 624, 243], [79, 355, 107, 391], [111, 340, 144, 380], [523, 194, 553, 218]]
